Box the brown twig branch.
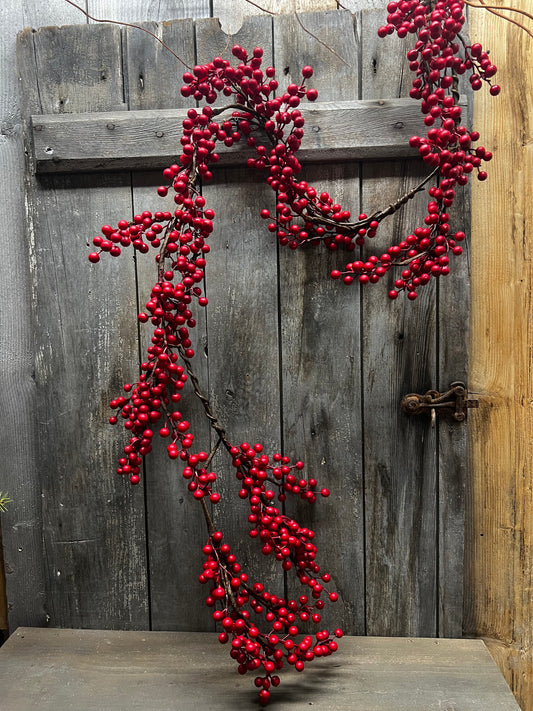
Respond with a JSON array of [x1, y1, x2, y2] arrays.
[[243, 0, 277, 14], [177, 345, 233, 455], [200, 496, 216, 537], [303, 166, 440, 234], [463, 0, 533, 38], [63, 0, 192, 68], [292, 0, 350, 66]]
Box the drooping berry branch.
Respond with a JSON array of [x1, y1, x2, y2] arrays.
[[87, 2, 498, 704]]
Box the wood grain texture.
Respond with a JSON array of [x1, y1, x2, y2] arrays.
[[0, 523, 8, 641], [341, 0, 383, 9], [361, 8, 438, 637], [0, 627, 521, 710], [30, 99, 438, 173], [17, 24, 149, 629], [274, 10, 365, 634], [213, 0, 337, 35], [126, 17, 210, 632], [12, 5, 474, 656], [361, 160, 438, 636], [86, 1, 210, 23], [0, 0, 85, 634], [194, 14, 286, 603], [467, 5, 533, 711], [123, 20, 197, 109], [435, 168, 470, 636]]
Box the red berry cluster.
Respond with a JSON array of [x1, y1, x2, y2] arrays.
[[89, 22, 498, 701], [231, 443, 330, 506], [201, 528, 341, 706], [346, 0, 499, 300], [90, 47, 342, 704], [88, 210, 172, 262], [105, 223, 211, 484]]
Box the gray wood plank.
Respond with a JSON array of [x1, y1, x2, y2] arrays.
[[341, 0, 383, 8], [359, 7, 470, 638], [29, 23, 127, 114], [436, 181, 470, 638], [212, 0, 338, 35], [130, 172, 213, 632], [0, 0, 91, 634], [17, 24, 149, 629], [87, 0, 210, 23], [360, 8, 438, 636], [194, 15, 286, 607], [123, 19, 197, 109], [30, 98, 439, 173], [433, 49, 472, 639], [0, 31, 44, 631], [0, 628, 521, 710], [274, 10, 365, 635], [126, 17, 211, 632], [12, 6, 470, 643]]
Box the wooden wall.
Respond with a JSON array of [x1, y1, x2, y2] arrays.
[[17, 4, 470, 636], [468, 4, 533, 711], [0, 1, 530, 710]]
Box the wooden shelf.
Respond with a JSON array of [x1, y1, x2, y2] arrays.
[[0, 628, 520, 710], [29, 100, 437, 173]]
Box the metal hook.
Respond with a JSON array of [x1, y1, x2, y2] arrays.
[[400, 382, 479, 422]]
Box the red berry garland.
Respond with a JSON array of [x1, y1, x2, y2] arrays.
[[89, 3, 497, 703]]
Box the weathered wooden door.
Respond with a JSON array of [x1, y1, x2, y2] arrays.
[[17, 9, 469, 637]]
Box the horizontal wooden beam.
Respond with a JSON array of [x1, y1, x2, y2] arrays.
[[30, 99, 465, 174]]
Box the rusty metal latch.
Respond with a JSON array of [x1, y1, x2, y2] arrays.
[[400, 381, 479, 425]]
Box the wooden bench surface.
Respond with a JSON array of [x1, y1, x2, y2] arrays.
[[0, 628, 520, 710]]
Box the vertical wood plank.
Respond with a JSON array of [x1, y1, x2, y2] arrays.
[[274, 10, 365, 634], [0, 522, 8, 641], [436, 170, 469, 637], [467, 4, 533, 710], [434, 40, 472, 642], [30, 24, 127, 113], [10, 3, 472, 645], [340, 0, 383, 9], [87, 1, 210, 23], [17, 24, 149, 629], [361, 8, 438, 637], [1, 0, 89, 633], [126, 18, 212, 631], [213, 0, 337, 35], [124, 19, 196, 110], [194, 16, 286, 608]]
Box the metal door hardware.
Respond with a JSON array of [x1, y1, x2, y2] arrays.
[[400, 382, 478, 425]]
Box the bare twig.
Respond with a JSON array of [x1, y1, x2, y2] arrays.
[[243, 0, 277, 14], [464, 0, 533, 22], [303, 167, 440, 234], [177, 345, 233, 454], [292, 0, 350, 66], [463, 0, 533, 38], [205, 437, 224, 469], [63, 0, 192, 68], [200, 496, 216, 537]]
